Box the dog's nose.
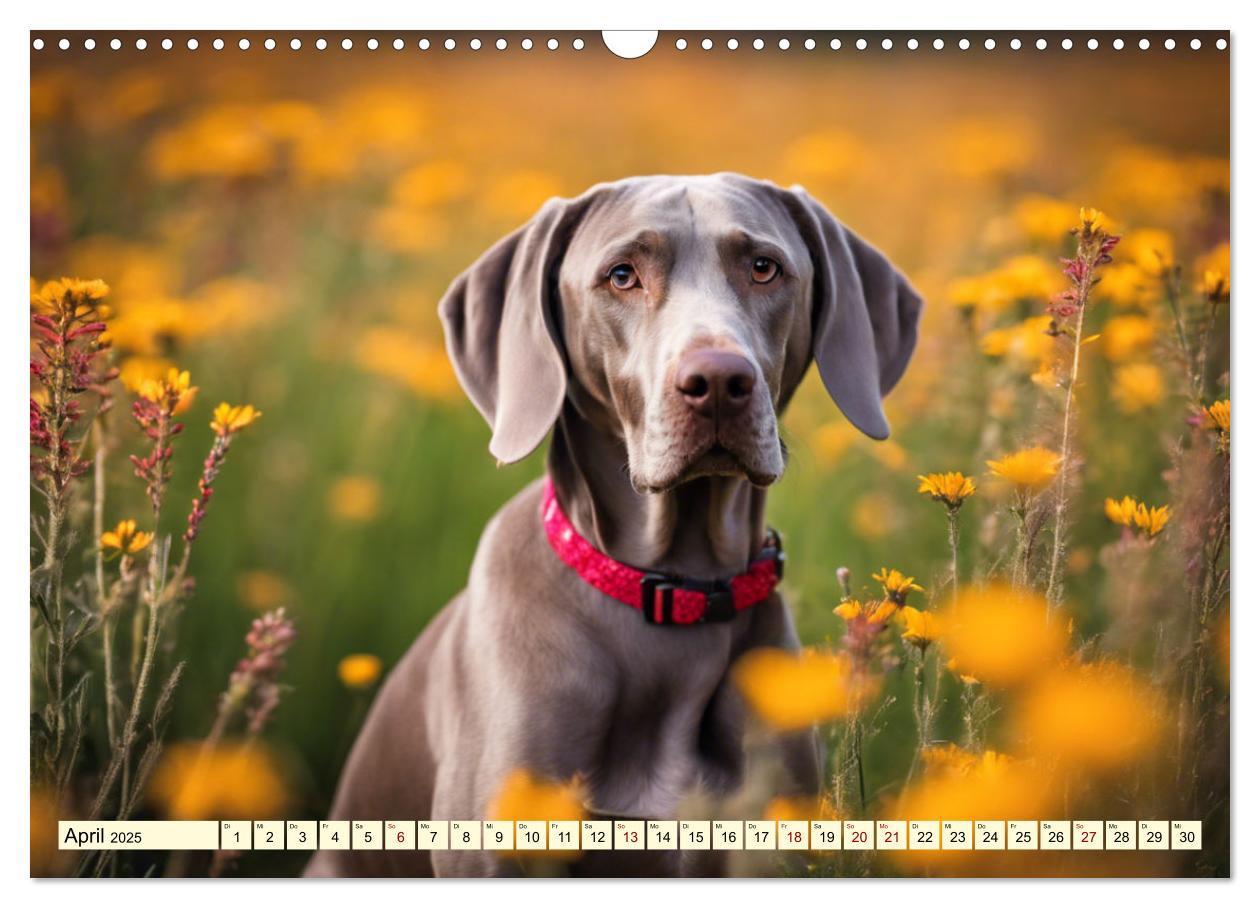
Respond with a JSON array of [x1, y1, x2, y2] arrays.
[[675, 349, 757, 418]]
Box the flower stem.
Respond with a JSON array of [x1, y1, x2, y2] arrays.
[[1194, 304, 1221, 405], [90, 428, 171, 821], [947, 509, 960, 604], [92, 418, 120, 751], [38, 333, 71, 780], [1011, 504, 1029, 587], [1162, 268, 1199, 401], [1046, 268, 1093, 609], [851, 718, 866, 811], [905, 651, 929, 787], [90, 600, 158, 819]]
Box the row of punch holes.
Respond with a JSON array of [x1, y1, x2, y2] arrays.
[[31, 33, 1229, 55]]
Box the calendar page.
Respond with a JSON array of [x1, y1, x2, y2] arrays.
[[28, 26, 1229, 881]]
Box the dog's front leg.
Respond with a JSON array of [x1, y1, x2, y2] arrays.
[[429, 652, 620, 878], [742, 596, 825, 802], [776, 726, 824, 798]]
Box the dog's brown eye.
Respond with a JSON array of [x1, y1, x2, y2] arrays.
[[751, 257, 781, 284], [608, 264, 641, 291]]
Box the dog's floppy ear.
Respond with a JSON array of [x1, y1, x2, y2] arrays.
[[439, 195, 589, 463], [779, 186, 922, 440]]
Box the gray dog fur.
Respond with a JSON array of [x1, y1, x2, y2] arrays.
[[306, 173, 921, 877]]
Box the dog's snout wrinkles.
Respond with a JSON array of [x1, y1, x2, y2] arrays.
[[675, 349, 757, 419]]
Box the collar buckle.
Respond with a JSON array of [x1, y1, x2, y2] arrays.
[[640, 574, 736, 626]]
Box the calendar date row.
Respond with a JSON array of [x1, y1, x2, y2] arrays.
[[60, 819, 1202, 852]]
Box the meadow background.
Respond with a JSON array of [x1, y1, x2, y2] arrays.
[[30, 33, 1229, 876]]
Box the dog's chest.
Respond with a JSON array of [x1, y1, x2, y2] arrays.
[[590, 624, 746, 817]]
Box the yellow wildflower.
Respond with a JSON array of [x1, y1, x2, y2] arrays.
[[353, 326, 462, 402], [916, 472, 977, 510], [1204, 399, 1230, 433], [61, 277, 112, 300], [979, 315, 1056, 372], [1122, 228, 1174, 275], [781, 128, 869, 184], [137, 368, 198, 415], [940, 586, 1068, 688], [1111, 362, 1165, 413], [332, 86, 427, 156], [1011, 194, 1077, 245], [949, 259, 1058, 315], [486, 768, 586, 823], [146, 103, 291, 181], [1078, 207, 1107, 232], [1104, 495, 1139, 527], [1100, 315, 1156, 362], [31, 277, 110, 314], [997, 255, 1060, 300], [764, 794, 837, 823], [1202, 269, 1230, 305], [390, 159, 472, 209], [944, 119, 1033, 181], [484, 768, 586, 860], [149, 741, 291, 820], [850, 492, 897, 540], [100, 519, 153, 557], [1133, 503, 1171, 538], [1195, 242, 1230, 289], [479, 169, 565, 224], [1100, 262, 1161, 309], [1202, 399, 1230, 453], [871, 439, 909, 471], [986, 447, 1061, 495], [896, 751, 1051, 843], [328, 475, 383, 523], [211, 402, 262, 435], [107, 297, 206, 355], [834, 598, 897, 625], [834, 598, 861, 621], [236, 570, 293, 611], [1113, 146, 1195, 203], [369, 205, 450, 255], [104, 70, 168, 122], [1105, 496, 1169, 537], [872, 567, 924, 606], [118, 356, 176, 394], [899, 606, 939, 650], [193, 276, 280, 335], [338, 654, 383, 690], [945, 275, 993, 311], [950, 257, 1055, 314], [1014, 661, 1166, 773], [810, 421, 855, 466], [732, 648, 877, 730], [64, 237, 178, 302]]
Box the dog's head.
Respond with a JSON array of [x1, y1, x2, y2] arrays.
[[440, 174, 922, 493]]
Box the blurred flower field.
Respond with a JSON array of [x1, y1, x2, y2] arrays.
[[30, 39, 1228, 876]]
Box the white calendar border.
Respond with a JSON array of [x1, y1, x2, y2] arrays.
[[6, 0, 1249, 904]]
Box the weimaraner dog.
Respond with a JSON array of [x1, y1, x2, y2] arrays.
[[307, 173, 921, 877]]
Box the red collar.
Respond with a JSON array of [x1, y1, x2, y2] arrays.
[[541, 476, 785, 626]]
